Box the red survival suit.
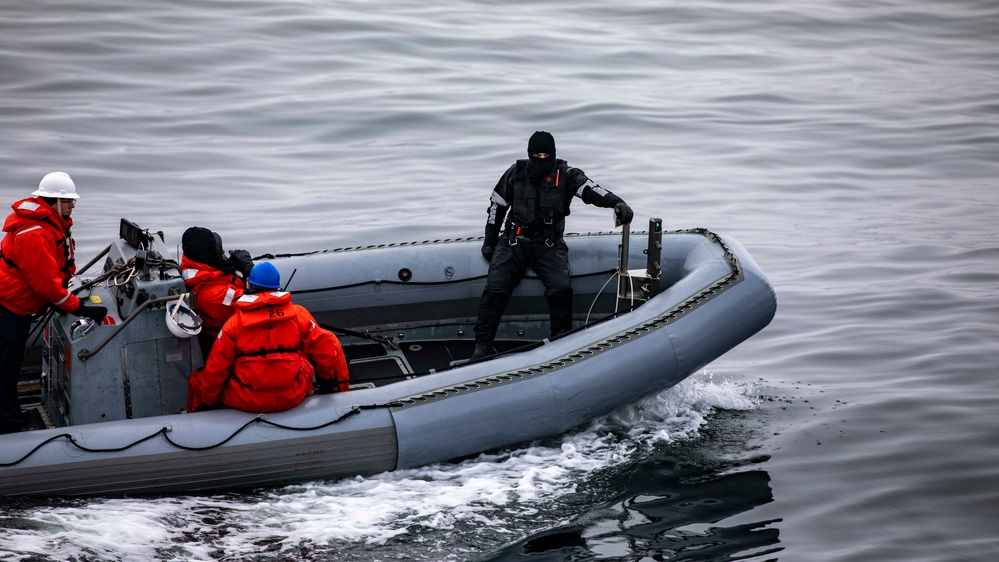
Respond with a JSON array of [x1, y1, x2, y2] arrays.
[[180, 255, 245, 337], [0, 197, 80, 315], [188, 290, 349, 413]]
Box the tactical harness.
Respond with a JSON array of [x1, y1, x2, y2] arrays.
[[505, 160, 570, 248]]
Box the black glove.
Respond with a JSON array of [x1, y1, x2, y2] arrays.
[[74, 302, 108, 322], [614, 201, 634, 225], [315, 376, 338, 395], [481, 244, 495, 263], [229, 249, 255, 278]]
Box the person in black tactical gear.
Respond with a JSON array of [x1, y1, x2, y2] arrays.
[[470, 131, 634, 361]]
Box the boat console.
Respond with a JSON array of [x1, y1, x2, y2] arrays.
[[40, 219, 203, 427]]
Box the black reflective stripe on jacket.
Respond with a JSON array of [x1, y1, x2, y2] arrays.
[[229, 345, 303, 389], [235, 344, 301, 359]]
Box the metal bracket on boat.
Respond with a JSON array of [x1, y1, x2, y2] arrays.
[[367, 333, 400, 350], [617, 217, 663, 303]]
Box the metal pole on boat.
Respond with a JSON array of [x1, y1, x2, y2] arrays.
[[619, 222, 630, 273], [646, 218, 663, 298], [618, 222, 632, 303], [23, 244, 114, 352], [77, 294, 195, 360], [75, 244, 112, 276]]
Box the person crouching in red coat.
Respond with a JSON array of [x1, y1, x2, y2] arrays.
[[180, 226, 255, 354], [187, 262, 349, 413]]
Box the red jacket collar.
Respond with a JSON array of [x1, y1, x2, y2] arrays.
[[4, 197, 72, 235]]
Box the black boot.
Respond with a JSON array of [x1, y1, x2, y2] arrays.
[[0, 423, 21, 435], [470, 343, 492, 361], [547, 287, 574, 339]]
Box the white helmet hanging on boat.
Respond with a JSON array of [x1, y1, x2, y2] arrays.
[[165, 297, 203, 338], [32, 172, 80, 200]]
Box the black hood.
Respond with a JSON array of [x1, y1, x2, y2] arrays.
[[527, 131, 556, 178], [182, 226, 236, 274]]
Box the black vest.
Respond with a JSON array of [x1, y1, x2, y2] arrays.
[[506, 159, 572, 239]]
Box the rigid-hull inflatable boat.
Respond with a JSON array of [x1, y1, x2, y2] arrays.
[[0, 219, 776, 496]]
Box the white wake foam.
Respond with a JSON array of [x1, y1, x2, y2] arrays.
[[0, 371, 758, 562]]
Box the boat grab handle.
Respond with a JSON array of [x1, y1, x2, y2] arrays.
[[78, 294, 191, 361]]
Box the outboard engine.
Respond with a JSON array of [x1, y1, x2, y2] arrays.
[[40, 219, 204, 427]]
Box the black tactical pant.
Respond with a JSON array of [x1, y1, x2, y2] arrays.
[[474, 236, 573, 346]]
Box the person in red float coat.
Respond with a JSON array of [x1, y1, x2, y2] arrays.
[[180, 226, 255, 353], [1, 172, 107, 434], [187, 262, 349, 413]]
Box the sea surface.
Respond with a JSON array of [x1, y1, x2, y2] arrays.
[[1, 1, 997, 560]]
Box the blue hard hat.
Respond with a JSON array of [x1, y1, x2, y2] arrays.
[[247, 262, 281, 290]]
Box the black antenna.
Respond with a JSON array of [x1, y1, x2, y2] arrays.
[[282, 268, 298, 292]]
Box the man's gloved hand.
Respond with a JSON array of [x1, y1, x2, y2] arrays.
[[229, 249, 255, 278], [614, 201, 634, 225], [481, 244, 495, 263], [315, 376, 338, 395], [74, 302, 108, 322]]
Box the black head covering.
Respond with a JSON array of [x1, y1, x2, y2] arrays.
[[527, 131, 557, 178], [182, 226, 236, 274]]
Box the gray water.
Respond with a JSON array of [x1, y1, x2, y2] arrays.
[[1, 1, 997, 560]]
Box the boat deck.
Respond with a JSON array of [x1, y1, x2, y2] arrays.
[[344, 338, 532, 388]]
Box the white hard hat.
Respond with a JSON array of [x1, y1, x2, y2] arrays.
[[166, 299, 203, 338], [32, 172, 79, 200]]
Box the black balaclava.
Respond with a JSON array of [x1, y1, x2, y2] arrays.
[[527, 131, 557, 178], [182, 226, 236, 274]]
